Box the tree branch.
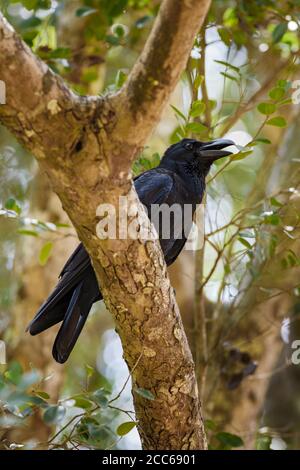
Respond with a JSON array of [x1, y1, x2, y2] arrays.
[[111, 0, 212, 171], [219, 57, 290, 136], [0, 12, 89, 161]]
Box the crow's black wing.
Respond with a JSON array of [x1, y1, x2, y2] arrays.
[[27, 244, 100, 336], [134, 168, 175, 209], [59, 242, 90, 277], [28, 167, 188, 363], [135, 169, 192, 265], [52, 264, 100, 363]]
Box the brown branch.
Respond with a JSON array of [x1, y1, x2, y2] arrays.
[[0, 12, 87, 161], [219, 57, 290, 136], [111, 0, 212, 172], [199, 25, 212, 129]]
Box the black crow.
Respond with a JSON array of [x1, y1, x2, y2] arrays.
[[27, 138, 234, 363]]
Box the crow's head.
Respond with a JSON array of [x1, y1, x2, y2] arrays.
[[161, 138, 235, 176]]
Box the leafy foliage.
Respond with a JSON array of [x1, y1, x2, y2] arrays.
[[0, 361, 138, 450]]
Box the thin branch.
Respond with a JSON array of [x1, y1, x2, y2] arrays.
[[114, 0, 212, 162], [218, 58, 290, 136], [0, 12, 83, 158]]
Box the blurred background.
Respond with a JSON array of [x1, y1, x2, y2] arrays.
[[1, 0, 300, 450]]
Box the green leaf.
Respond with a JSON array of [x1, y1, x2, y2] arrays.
[[47, 47, 71, 59], [204, 419, 217, 431], [85, 364, 94, 379], [217, 27, 231, 46], [17, 229, 39, 237], [76, 7, 97, 17], [43, 405, 65, 425], [257, 102, 276, 115], [287, 249, 299, 267], [239, 230, 255, 238], [238, 237, 252, 249], [55, 222, 71, 229], [169, 125, 185, 144], [253, 138, 271, 145], [26, 395, 47, 408], [214, 60, 240, 73], [190, 100, 206, 118], [112, 24, 127, 38], [232, 30, 247, 46], [263, 212, 280, 225], [22, 0, 38, 10], [92, 389, 109, 407], [272, 23, 288, 43], [256, 434, 272, 450], [37, 221, 56, 232], [269, 87, 285, 101], [72, 395, 93, 409], [216, 432, 244, 448], [105, 35, 120, 46], [135, 387, 155, 400], [82, 70, 98, 84], [277, 79, 289, 89], [39, 242, 53, 266], [115, 70, 127, 89], [20, 17, 42, 29], [116, 421, 137, 436], [224, 263, 231, 275], [270, 197, 283, 207], [223, 7, 238, 27], [170, 105, 186, 122], [185, 122, 207, 134], [220, 71, 238, 82], [106, 0, 128, 18], [86, 422, 111, 442], [35, 391, 50, 400], [5, 198, 21, 215], [266, 116, 287, 127], [4, 362, 23, 385], [231, 150, 252, 161], [194, 75, 204, 89], [151, 152, 161, 167]]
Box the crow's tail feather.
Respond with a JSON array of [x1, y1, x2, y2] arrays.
[[28, 261, 101, 363], [52, 276, 99, 364], [27, 290, 73, 336]]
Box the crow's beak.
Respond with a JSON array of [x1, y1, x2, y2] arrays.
[[199, 139, 235, 161]]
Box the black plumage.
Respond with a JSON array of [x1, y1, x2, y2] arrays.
[[27, 138, 234, 363]]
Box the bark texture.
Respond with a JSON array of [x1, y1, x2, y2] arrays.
[[0, 0, 211, 450]]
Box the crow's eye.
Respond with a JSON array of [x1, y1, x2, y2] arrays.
[[184, 143, 193, 151]]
